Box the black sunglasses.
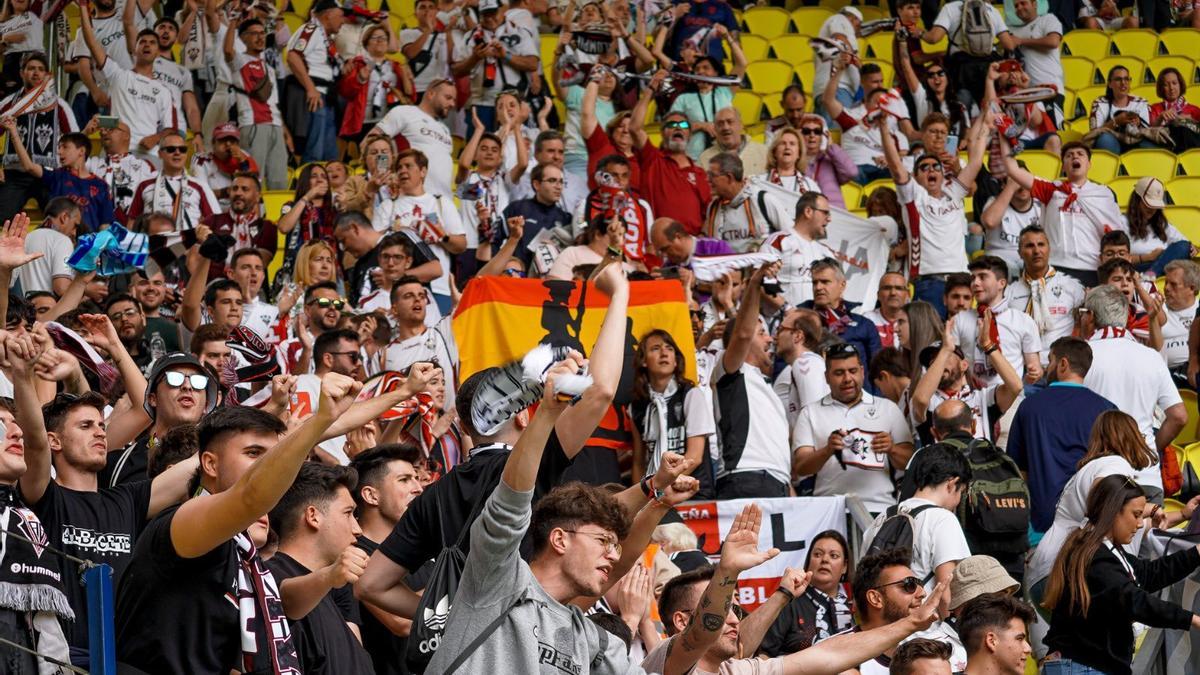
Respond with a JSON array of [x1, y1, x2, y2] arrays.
[[160, 146, 188, 154], [824, 343, 858, 358], [799, 128, 822, 136], [926, 70, 946, 77], [873, 576, 922, 594]]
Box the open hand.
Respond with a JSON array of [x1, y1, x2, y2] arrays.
[[0, 212, 40, 271], [718, 504, 780, 574]]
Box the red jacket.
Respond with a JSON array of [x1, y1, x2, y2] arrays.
[[337, 56, 413, 138]]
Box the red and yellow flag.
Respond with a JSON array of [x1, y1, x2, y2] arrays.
[[452, 277, 698, 383]]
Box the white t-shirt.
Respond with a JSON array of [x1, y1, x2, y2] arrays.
[[792, 392, 913, 513], [1130, 225, 1188, 258], [773, 351, 829, 428], [1162, 301, 1196, 369], [381, 317, 459, 409], [1085, 328, 1181, 488], [374, 105, 454, 198], [1012, 13, 1063, 92], [284, 21, 335, 92], [897, 178, 971, 276], [100, 58, 177, 150], [1005, 270, 1086, 362], [935, 0, 1009, 56], [153, 56, 195, 129], [982, 197, 1040, 275], [400, 29, 452, 94], [835, 103, 909, 166], [813, 13, 860, 96], [0, 11, 43, 53], [241, 298, 280, 341], [14, 228, 73, 294], [457, 170, 510, 249], [862, 497, 971, 588], [704, 187, 791, 252], [950, 302, 1042, 386], [70, 14, 131, 71], [924, 382, 1000, 443], [712, 356, 793, 485], [86, 153, 158, 219], [759, 229, 834, 307], [375, 192, 465, 296]]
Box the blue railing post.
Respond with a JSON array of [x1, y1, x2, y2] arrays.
[[84, 564, 116, 675]]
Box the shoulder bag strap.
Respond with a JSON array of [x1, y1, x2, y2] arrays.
[[444, 595, 526, 674]]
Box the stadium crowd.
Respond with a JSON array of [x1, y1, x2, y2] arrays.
[[2, 0, 1200, 672]]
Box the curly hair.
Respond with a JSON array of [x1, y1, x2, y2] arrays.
[[530, 482, 631, 557], [852, 546, 912, 612]]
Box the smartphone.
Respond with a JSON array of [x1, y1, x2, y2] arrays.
[[374, 154, 388, 173], [98, 115, 120, 129], [946, 134, 959, 151]]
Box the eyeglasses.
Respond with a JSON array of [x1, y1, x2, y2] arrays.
[[814, 208, 831, 215], [1111, 76, 1132, 83], [799, 128, 822, 136], [328, 350, 362, 363], [108, 307, 140, 321], [916, 163, 943, 173], [160, 146, 188, 154], [163, 371, 209, 390], [873, 576, 922, 594], [926, 70, 946, 78], [307, 297, 346, 310], [562, 529, 622, 556], [663, 120, 691, 130], [537, 177, 564, 184], [380, 253, 409, 263]]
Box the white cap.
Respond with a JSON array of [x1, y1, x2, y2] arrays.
[[840, 6, 863, 21]]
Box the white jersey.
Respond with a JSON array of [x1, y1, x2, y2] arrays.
[[1005, 269, 1085, 363], [241, 298, 279, 342], [949, 300, 1042, 386], [898, 177, 970, 276], [86, 153, 158, 220], [99, 59, 178, 150], [773, 351, 829, 428], [229, 51, 283, 127], [1030, 178, 1126, 271], [1163, 302, 1196, 369], [983, 197, 1039, 276], [374, 192, 465, 297], [285, 21, 337, 92], [759, 229, 834, 307], [703, 187, 791, 253], [152, 56, 194, 128], [382, 317, 459, 409], [1011, 13, 1064, 92], [374, 105, 455, 197], [0, 11, 43, 53]]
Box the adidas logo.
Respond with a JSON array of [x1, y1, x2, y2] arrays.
[[423, 594, 451, 632]]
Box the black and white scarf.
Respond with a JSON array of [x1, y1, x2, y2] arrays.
[[232, 529, 300, 675]]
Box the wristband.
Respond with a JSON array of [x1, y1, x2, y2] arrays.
[[606, 245, 622, 258], [775, 586, 795, 602], [650, 487, 669, 509], [984, 344, 999, 355], [639, 474, 653, 498]]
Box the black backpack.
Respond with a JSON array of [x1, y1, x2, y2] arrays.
[[943, 437, 1031, 555], [866, 503, 939, 581]]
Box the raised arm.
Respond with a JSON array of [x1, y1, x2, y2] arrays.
[[0, 117, 43, 177], [477, 216, 523, 277], [457, 108, 486, 180], [912, 318, 957, 422], [321, 364, 435, 439], [0, 214, 40, 324], [722, 26, 747, 81], [580, 75, 602, 140], [79, 2, 108, 69], [896, 28, 921, 93], [631, 70, 667, 149], [821, 54, 850, 121], [878, 111, 908, 185], [8, 335, 52, 506], [147, 454, 201, 517], [955, 108, 991, 189], [122, 0, 138, 57], [981, 179, 1018, 230], [169, 374, 362, 559], [223, 15, 239, 62], [179, 232, 212, 332], [980, 308, 1024, 413], [554, 263, 627, 457], [737, 568, 811, 657], [502, 354, 586, 491], [76, 314, 150, 450], [722, 262, 775, 374], [507, 115, 529, 184], [997, 136, 1035, 190]]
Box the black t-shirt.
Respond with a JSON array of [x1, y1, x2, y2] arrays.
[[266, 552, 375, 675], [356, 535, 411, 675], [379, 431, 570, 573], [100, 433, 151, 488], [115, 505, 247, 674], [29, 479, 152, 649]]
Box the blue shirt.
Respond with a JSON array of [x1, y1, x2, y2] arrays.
[[1007, 382, 1116, 532], [42, 168, 114, 234], [668, 0, 739, 62], [497, 198, 573, 268]]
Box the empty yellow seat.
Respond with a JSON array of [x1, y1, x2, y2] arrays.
[[863, 31, 894, 60], [1062, 29, 1110, 61], [794, 61, 816, 95], [790, 7, 833, 36], [1109, 29, 1160, 60], [732, 90, 764, 123], [1062, 57, 1094, 92], [1119, 148, 1178, 181], [737, 34, 770, 62], [1159, 28, 1200, 60], [743, 7, 793, 39], [1179, 149, 1200, 176], [1176, 390, 1200, 446], [1093, 56, 1147, 86], [1074, 85, 1108, 120], [745, 60, 798, 95], [1107, 177, 1141, 208], [1167, 177, 1200, 207], [770, 35, 812, 62], [1165, 206, 1200, 243], [840, 182, 862, 209], [1087, 150, 1120, 183], [1017, 150, 1061, 179]]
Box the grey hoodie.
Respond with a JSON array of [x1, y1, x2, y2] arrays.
[[425, 480, 643, 674]]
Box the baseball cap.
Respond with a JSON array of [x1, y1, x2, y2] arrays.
[[949, 555, 1020, 611], [840, 6, 862, 21], [213, 122, 240, 141], [1134, 176, 1166, 209], [313, 0, 341, 13], [479, 0, 502, 13], [918, 341, 964, 370]]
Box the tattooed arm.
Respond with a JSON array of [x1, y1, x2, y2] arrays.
[[662, 504, 780, 675]]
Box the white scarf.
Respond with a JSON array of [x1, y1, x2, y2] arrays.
[[149, 174, 194, 230], [641, 378, 679, 478], [1023, 266, 1057, 334]]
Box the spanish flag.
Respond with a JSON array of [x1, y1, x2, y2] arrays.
[[452, 277, 698, 384]]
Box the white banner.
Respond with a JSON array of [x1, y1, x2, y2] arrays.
[[675, 496, 846, 611], [698, 179, 895, 311]]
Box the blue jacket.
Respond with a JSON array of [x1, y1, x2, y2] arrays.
[[799, 300, 882, 383]]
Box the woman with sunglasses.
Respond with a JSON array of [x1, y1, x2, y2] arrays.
[[629, 328, 716, 499], [1043, 473, 1200, 675], [1089, 65, 1152, 154], [758, 530, 855, 657], [895, 50, 967, 146], [796, 114, 857, 209]]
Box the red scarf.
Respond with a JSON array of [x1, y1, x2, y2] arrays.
[[976, 300, 1004, 353], [394, 392, 439, 451]]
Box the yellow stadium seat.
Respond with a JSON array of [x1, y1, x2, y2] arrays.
[[1061, 91, 1077, 121], [1107, 177, 1140, 208], [1062, 29, 1110, 61], [1073, 85, 1107, 120], [1148, 55, 1199, 85], [1109, 29, 1160, 60], [738, 34, 770, 62], [1058, 127, 1083, 144], [743, 7, 793, 39], [1159, 28, 1200, 60], [1167, 177, 1200, 207], [863, 32, 894, 60], [1176, 390, 1200, 445], [790, 7, 833, 36], [1093, 56, 1146, 86], [858, 5, 887, 21], [263, 190, 292, 222], [1017, 150, 1061, 178], [1067, 117, 1091, 136], [1132, 84, 1158, 102], [745, 60, 798, 95], [1179, 149, 1200, 176], [794, 61, 816, 94], [1120, 148, 1178, 181], [282, 11, 304, 32], [841, 182, 862, 209], [1062, 57, 1094, 93], [290, 0, 312, 18], [862, 179, 897, 202], [770, 35, 812, 62], [1165, 206, 1200, 243], [1087, 150, 1120, 183], [733, 90, 764, 123]]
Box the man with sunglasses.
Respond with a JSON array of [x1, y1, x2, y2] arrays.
[[881, 106, 989, 317], [282, 282, 350, 373], [632, 72, 712, 235], [127, 130, 220, 231], [291, 329, 365, 464], [201, 172, 277, 280]]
